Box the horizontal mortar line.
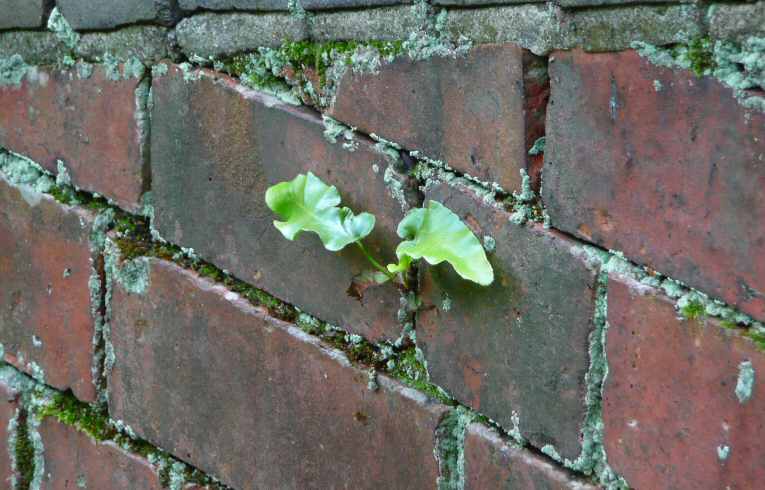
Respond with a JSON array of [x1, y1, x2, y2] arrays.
[[0, 361, 235, 490]]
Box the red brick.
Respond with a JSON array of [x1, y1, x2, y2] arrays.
[[0, 64, 148, 212], [0, 369, 23, 488], [37, 417, 165, 489], [0, 178, 98, 402], [329, 44, 549, 192], [464, 423, 598, 490], [542, 49, 765, 322], [417, 180, 598, 460], [107, 257, 448, 490], [603, 273, 765, 489], [150, 64, 409, 341]]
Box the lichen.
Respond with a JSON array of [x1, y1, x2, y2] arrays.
[[47, 7, 79, 51], [0, 150, 55, 195], [528, 136, 546, 156], [482, 235, 496, 253], [403, 4, 471, 62], [633, 36, 765, 112], [151, 63, 169, 78], [366, 368, 379, 391], [717, 445, 730, 461], [111, 256, 151, 295], [0, 55, 30, 87], [541, 444, 562, 462], [562, 263, 629, 489], [321, 115, 357, 151], [76, 61, 93, 80], [735, 360, 755, 403], [434, 407, 475, 490]]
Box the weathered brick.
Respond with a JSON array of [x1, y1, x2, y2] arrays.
[[174, 13, 307, 57], [417, 180, 598, 460], [108, 257, 448, 490], [0, 0, 51, 30], [57, 0, 179, 29], [179, 0, 406, 10], [151, 65, 407, 341], [0, 369, 22, 487], [38, 417, 164, 489], [0, 64, 148, 212], [464, 423, 598, 489], [707, 2, 765, 41], [0, 178, 98, 402], [543, 49, 765, 322], [329, 44, 549, 192], [604, 273, 765, 489], [557, 0, 682, 6]]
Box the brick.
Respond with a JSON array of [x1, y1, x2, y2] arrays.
[[108, 257, 448, 490], [151, 65, 407, 341], [543, 49, 765, 322], [329, 44, 549, 192], [57, 0, 178, 30], [417, 180, 598, 460], [0, 178, 98, 402], [464, 424, 597, 489], [435, 0, 542, 4], [604, 274, 765, 489], [179, 0, 406, 10], [174, 13, 307, 58], [557, 0, 682, 6], [0, 369, 23, 487], [0, 64, 148, 212], [179, 0, 288, 9], [38, 417, 165, 489], [707, 2, 765, 41], [0, 0, 51, 30]]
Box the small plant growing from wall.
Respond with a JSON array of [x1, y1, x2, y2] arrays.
[[265, 172, 494, 289]]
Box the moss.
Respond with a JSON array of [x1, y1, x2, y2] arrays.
[[684, 37, 715, 76], [389, 346, 453, 404], [680, 299, 705, 320], [13, 410, 36, 490], [38, 392, 116, 441]]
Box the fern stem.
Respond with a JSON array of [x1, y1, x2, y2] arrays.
[[355, 241, 396, 281]]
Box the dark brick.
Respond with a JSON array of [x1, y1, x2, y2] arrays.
[[604, 273, 765, 489], [434, 0, 542, 4], [0, 370, 22, 487], [464, 423, 598, 489], [417, 180, 598, 460], [557, 0, 679, 6], [180, 0, 407, 9], [38, 417, 165, 489], [0, 64, 148, 212], [150, 64, 407, 341], [0, 178, 98, 402], [329, 44, 549, 192], [108, 257, 448, 490], [57, 0, 178, 29], [543, 49, 765, 322], [0, 0, 51, 30], [179, 0, 288, 9]]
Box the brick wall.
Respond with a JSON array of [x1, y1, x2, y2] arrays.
[[0, 1, 763, 488]]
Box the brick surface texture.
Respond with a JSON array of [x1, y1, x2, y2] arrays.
[[0, 3, 764, 489], [0, 65, 148, 212], [0, 178, 98, 402]]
